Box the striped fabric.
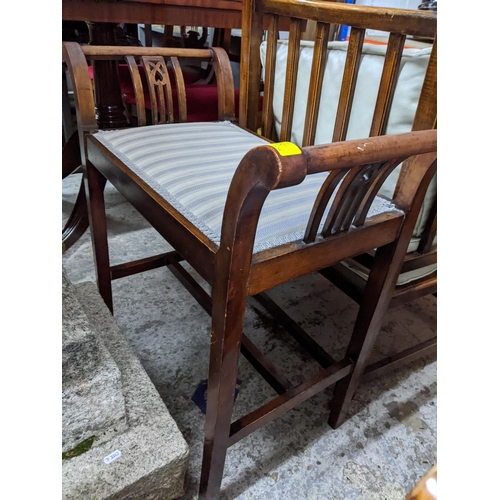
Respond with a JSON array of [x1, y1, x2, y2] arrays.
[[94, 121, 398, 253]]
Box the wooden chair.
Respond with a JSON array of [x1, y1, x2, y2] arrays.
[[63, 1, 436, 497], [239, 0, 437, 429]]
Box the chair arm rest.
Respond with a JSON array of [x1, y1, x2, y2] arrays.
[[63, 42, 97, 134]]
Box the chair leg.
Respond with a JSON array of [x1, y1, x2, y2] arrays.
[[62, 132, 90, 252], [198, 279, 248, 499], [62, 179, 89, 253], [84, 161, 113, 313], [62, 131, 81, 179], [328, 241, 402, 429]]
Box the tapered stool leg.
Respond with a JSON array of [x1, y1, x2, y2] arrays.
[[198, 276, 248, 499], [84, 161, 113, 313], [328, 242, 402, 428]]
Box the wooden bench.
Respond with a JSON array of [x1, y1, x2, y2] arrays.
[[63, 1, 436, 497]]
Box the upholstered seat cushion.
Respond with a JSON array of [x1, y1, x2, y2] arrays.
[[93, 121, 399, 253]]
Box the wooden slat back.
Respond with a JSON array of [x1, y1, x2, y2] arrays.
[[280, 18, 302, 141], [261, 14, 279, 139], [125, 54, 189, 125], [324, 156, 405, 234], [332, 26, 365, 143], [170, 56, 188, 123], [304, 157, 405, 242], [302, 21, 329, 147], [125, 55, 147, 126], [302, 131, 436, 243], [240, 0, 437, 250], [241, 0, 437, 143], [77, 44, 234, 127], [369, 32, 406, 137]]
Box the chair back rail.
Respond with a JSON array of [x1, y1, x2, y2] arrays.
[[63, 43, 236, 135], [260, 0, 436, 36]]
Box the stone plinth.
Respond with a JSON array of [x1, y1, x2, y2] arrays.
[[62, 270, 189, 499], [62, 271, 127, 452]]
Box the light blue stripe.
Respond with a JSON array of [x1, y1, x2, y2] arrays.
[[94, 121, 399, 252]]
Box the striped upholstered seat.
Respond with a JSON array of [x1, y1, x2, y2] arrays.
[[94, 121, 399, 253]]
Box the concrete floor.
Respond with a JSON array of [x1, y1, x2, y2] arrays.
[[63, 173, 437, 499]]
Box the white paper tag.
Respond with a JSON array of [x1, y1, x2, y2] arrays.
[[103, 450, 121, 464]]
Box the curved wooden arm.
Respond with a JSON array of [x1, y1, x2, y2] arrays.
[[62, 42, 96, 133], [302, 129, 437, 175], [63, 42, 98, 166], [221, 145, 307, 249]]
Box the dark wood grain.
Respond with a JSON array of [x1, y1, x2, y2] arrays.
[[63, 0, 244, 28]]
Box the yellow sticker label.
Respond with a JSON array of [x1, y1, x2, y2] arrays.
[[269, 142, 302, 156]]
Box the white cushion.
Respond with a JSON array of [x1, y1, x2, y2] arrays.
[[93, 121, 399, 253], [261, 39, 432, 145], [340, 258, 436, 286]]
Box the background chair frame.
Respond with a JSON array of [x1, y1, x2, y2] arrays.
[[239, 0, 437, 429]]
